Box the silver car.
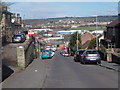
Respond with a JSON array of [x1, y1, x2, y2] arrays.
[[81, 50, 101, 64], [12, 34, 26, 43]]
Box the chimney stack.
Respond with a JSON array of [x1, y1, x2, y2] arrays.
[[16, 13, 22, 24], [11, 13, 16, 23]]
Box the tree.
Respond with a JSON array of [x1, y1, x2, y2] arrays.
[[88, 38, 96, 49], [69, 32, 82, 52]]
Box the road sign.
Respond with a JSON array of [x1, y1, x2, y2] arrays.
[[28, 30, 35, 35]]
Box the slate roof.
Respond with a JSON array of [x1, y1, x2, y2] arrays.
[[12, 22, 21, 26]]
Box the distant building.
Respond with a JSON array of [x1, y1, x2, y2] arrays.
[[43, 31, 57, 37], [91, 30, 104, 34], [57, 30, 81, 35], [0, 7, 24, 45], [33, 28, 53, 32]]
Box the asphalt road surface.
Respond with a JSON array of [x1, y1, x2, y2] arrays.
[[42, 50, 118, 88]]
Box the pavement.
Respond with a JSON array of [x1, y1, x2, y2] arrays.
[[2, 58, 47, 88], [100, 60, 120, 72]]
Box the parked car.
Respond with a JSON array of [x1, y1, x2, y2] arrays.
[[20, 33, 26, 38], [12, 34, 26, 43], [60, 51, 64, 55], [51, 47, 57, 51], [63, 52, 70, 57], [60, 51, 69, 57], [51, 50, 55, 57], [81, 50, 101, 64], [74, 49, 86, 62], [41, 49, 51, 59]]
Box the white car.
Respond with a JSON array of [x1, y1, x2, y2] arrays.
[[63, 52, 69, 57], [51, 47, 57, 51], [51, 51, 55, 57]]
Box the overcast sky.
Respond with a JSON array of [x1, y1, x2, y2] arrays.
[[8, 2, 119, 19]]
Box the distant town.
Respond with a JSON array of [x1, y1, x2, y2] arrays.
[[24, 15, 117, 30]]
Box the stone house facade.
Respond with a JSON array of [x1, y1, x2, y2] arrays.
[[0, 7, 24, 45], [104, 14, 120, 48]]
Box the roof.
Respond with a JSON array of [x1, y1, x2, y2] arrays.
[[82, 40, 90, 49], [47, 40, 64, 45], [81, 32, 95, 49], [44, 31, 57, 34], [106, 19, 119, 27], [12, 22, 21, 26], [2, 11, 12, 14], [81, 32, 95, 45]]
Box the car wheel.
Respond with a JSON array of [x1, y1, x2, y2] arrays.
[[81, 61, 85, 64], [76, 59, 79, 62], [80, 61, 83, 64], [96, 61, 101, 65], [74, 59, 77, 62], [73, 57, 75, 60]]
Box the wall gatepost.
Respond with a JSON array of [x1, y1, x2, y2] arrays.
[[17, 45, 25, 69], [106, 49, 112, 62]]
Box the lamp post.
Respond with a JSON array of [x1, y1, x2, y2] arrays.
[[77, 31, 78, 51], [95, 15, 98, 50]]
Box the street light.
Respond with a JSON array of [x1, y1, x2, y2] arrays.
[[77, 31, 78, 51], [95, 15, 99, 50], [91, 15, 99, 50]]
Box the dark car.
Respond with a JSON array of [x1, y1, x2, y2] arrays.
[[74, 49, 86, 62], [81, 50, 101, 64], [12, 34, 26, 43]]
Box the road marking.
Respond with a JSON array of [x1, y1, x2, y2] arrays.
[[35, 70, 38, 72]]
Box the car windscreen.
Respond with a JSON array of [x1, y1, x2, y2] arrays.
[[86, 51, 99, 54]]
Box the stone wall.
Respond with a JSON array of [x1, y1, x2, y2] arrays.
[[3, 44, 17, 66], [3, 36, 35, 69], [24, 40, 35, 67]]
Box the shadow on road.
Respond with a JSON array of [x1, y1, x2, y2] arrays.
[[2, 64, 14, 81]]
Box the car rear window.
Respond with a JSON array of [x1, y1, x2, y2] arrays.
[[43, 51, 49, 53], [86, 51, 99, 54], [14, 35, 22, 37], [79, 51, 85, 54]]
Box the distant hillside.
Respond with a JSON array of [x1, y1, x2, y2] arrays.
[[23, 15, 118, 26]]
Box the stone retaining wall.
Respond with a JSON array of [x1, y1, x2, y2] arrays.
[[3, 36, 35, 69]]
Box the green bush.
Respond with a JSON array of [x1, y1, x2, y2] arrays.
[[88, 38, 96, 49], [117, 49, 120, 53], [115, 53, 120, 57], [33, 49, 39, 59], [100, 45, 107, 53]]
